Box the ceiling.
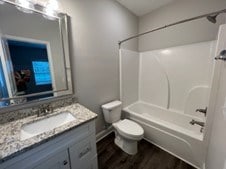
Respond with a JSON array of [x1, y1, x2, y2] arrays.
[[116, 0, 176, 16]]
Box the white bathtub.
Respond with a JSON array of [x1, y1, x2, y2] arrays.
[[123, 101, 206, 169]]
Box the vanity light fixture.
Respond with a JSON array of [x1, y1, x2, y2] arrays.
[[0, 0, 5, 5], [15, 0, 34, 13], [2, 0, 62, 20], [43, 0, 59, 20], [46, 0, 59, 11], [43, 7, 58, 20]]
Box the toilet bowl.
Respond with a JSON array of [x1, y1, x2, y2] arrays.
[[102, 101, 144, 155], [113, 119, 144, 154]]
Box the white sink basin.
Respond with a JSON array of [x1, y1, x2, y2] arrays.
[[20, 112, 76, 141]]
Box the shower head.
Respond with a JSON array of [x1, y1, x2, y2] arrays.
[[206, 14, 219, 24]]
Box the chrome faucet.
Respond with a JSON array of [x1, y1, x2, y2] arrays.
[[196, 107, 207, 116], [37, 104, 53, 117]]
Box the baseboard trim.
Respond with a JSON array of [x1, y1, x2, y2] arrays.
[[96, 126, 113, 143]]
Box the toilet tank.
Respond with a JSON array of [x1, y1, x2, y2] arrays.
[[102, 100, 122, 123]]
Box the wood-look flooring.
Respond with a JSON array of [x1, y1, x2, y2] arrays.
[[97, 133, 195, 169]]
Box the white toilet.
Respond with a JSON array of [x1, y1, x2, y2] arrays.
[[102, 100, 144, 155]]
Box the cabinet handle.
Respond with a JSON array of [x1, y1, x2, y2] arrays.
[[63, 160, 68, 165], [79, 147, 91, 158]]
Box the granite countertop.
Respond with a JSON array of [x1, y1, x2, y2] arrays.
[[0, 103, 97, 163]]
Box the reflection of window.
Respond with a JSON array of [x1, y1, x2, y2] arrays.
[[0, 69, 6, 98], [32, 61, 52, 85], [0, 60, 9, 107]]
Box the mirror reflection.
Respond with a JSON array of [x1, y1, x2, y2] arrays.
[[0, 2, 72, 107]]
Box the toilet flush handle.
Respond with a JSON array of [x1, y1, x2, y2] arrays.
[[215, 50, 226, 61]]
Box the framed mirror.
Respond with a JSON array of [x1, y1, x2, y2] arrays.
[[0, 1, 73, 108]]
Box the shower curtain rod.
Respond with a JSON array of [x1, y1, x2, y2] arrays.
[[118, 9, 226, 47]]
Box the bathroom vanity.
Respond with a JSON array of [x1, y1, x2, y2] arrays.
[[0, 103, 98, 169]]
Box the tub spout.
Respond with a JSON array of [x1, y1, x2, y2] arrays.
[[190, 119, 205, 127]]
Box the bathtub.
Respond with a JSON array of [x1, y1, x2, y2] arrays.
[[123, 101, 206, 169]]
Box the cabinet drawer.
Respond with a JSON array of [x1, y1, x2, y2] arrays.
[[5, 149, 70, 169], [69, 134, 97, 169], [33, 149, 70, 169]]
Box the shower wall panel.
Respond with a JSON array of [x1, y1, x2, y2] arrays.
[[139, 41, 216, 117], [120, 49, 139, 107]]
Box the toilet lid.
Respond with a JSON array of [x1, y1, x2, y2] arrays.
[[114, 119, 144, 139]]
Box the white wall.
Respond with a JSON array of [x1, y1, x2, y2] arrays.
[[139, 41, 215, 118], [138, 0, 226, 52], [60, 0, 138, 133]]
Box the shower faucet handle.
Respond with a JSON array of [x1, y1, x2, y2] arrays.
[[196, 107, 207, 116]]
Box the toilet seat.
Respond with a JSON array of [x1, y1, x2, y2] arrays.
[[113, 119, 144, 140]]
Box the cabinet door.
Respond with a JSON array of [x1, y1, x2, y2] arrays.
[[33, 149, 70, 169], [69, 135, 97, 169]]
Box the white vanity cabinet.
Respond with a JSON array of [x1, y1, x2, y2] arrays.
[[0, 120, 98, 169]]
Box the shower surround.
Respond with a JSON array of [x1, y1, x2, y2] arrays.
[[120, 41, 216, 168]]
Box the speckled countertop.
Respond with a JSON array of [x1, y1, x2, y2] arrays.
[[0, 103, 97, 163]]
